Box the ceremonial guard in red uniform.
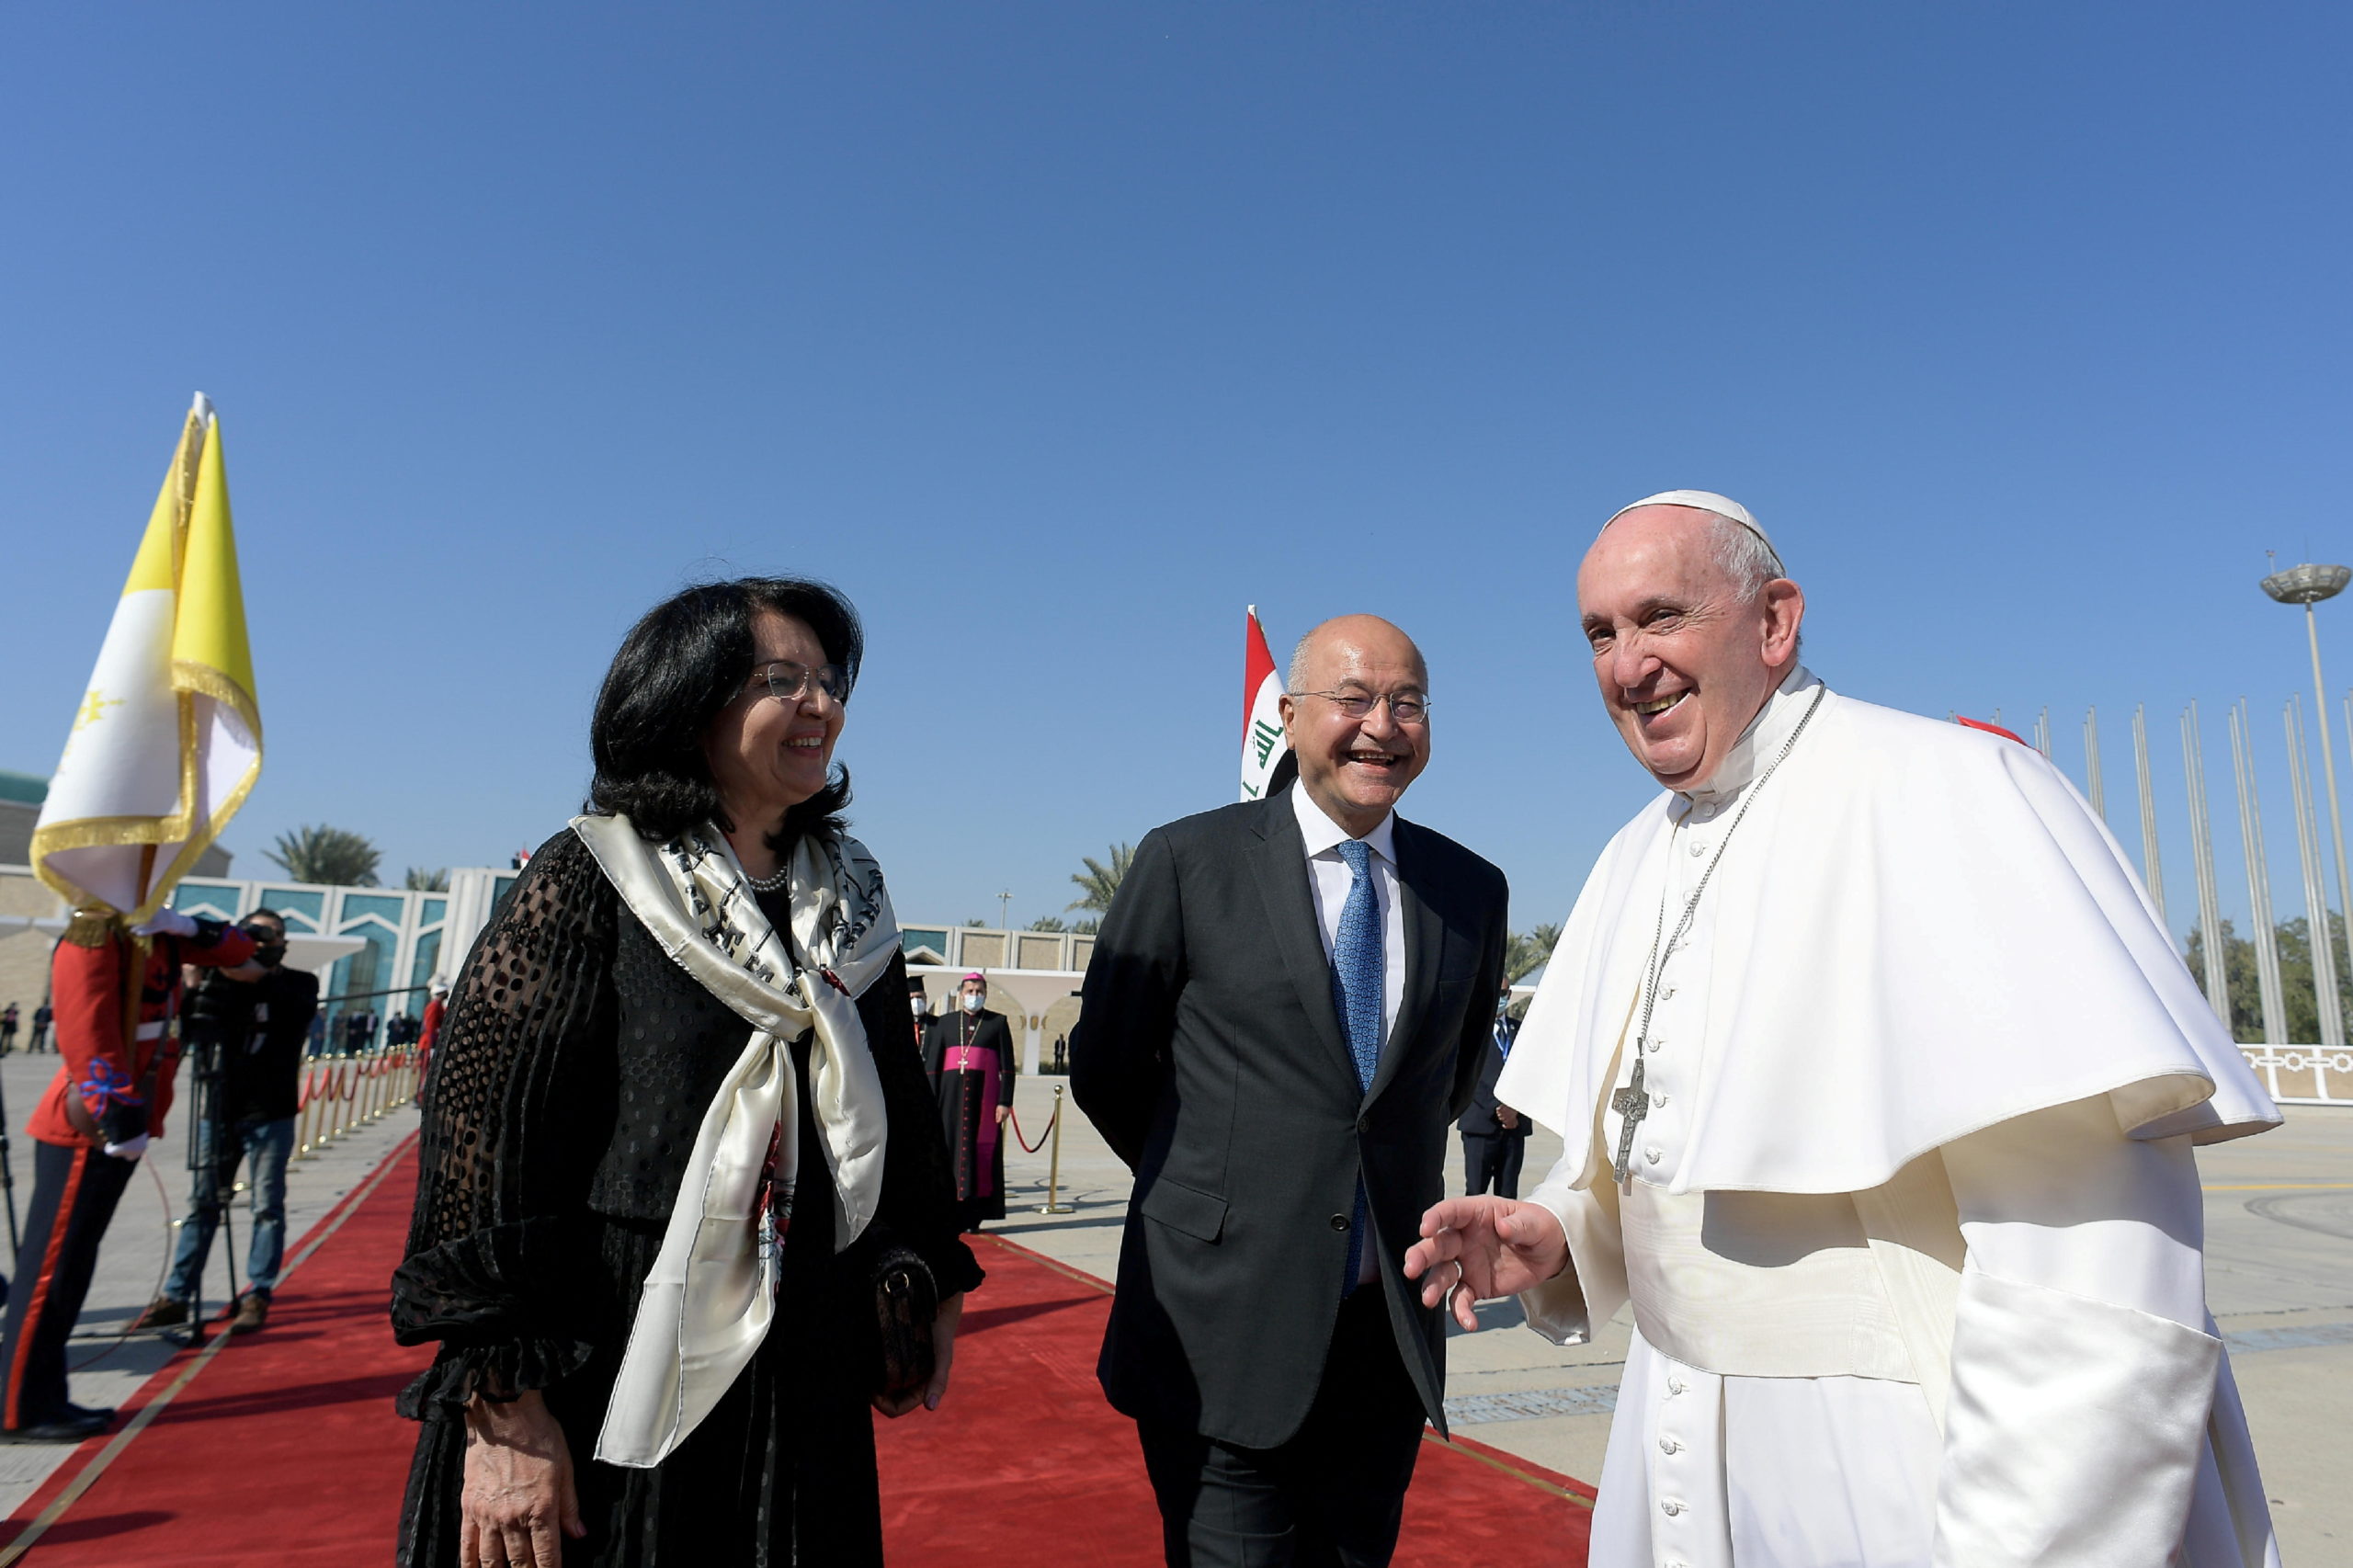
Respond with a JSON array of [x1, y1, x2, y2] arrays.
[[0, 906, 253, 1442]]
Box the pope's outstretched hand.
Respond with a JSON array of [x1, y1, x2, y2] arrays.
[[1404, 1197, 1571, 1332]]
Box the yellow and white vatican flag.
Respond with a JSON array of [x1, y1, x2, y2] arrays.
[[32, 394, 262, 922]]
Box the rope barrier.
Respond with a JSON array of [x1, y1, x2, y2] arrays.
[[1006, 1101, 1059, 1154]]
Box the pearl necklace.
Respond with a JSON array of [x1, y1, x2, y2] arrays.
[[745, 862, 790, 893]]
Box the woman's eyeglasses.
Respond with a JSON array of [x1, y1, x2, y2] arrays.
[[752, 661, 850, 705]]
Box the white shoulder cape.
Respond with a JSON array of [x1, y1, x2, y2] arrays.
[[1499, 687, 2280, 1197]]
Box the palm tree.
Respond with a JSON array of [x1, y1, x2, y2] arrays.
[[404, 867, 450, 892], [266, 824, 382, 887], [1067, 843, 1135, 915], [1027, 915, 1068, 933], [1504, 922, 1563, 985]]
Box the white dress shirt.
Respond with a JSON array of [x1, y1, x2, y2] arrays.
[[1290, 782, 1405, 1053]]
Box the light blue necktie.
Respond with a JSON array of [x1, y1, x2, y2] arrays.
[[1331, 838, 1382, 1290]]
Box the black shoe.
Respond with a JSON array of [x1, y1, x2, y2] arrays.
[[63, 1403, 114, 1425], [1, 1411, 108, 1444]]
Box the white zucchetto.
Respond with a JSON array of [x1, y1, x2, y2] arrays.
[[1603, 489, 1772, 552]]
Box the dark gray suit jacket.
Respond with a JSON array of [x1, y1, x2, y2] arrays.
[[1070, 794, 1509, 1449]]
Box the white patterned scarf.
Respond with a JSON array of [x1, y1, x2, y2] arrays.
[[569, 812, 900, 1468]]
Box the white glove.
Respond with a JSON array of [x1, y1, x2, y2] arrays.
[[131, 908, 199, 939], [102, 1134, 151, 1161]]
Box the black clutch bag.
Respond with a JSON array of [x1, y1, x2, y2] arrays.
[[865, 1238, 938, 1402]]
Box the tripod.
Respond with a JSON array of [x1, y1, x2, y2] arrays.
[[160, 1026, 240, 1349]]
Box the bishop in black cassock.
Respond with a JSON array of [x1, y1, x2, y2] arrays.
[[923, 972, 1017, 1230]]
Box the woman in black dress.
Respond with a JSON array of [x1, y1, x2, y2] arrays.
[[392, 577, 980, 1568]]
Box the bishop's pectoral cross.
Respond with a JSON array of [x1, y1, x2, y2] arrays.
[[1610, 1053, 1650, 1185]]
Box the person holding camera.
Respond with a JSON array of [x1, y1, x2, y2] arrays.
[[134, 908, 318, 1337]]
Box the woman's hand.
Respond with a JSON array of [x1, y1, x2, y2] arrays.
[[872, 1290, 963, 1418], [460, 1388, 585, 1568]]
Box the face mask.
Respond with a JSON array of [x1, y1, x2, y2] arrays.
[[910, 995, 927, 1017], [961, 993, 984, 1014]]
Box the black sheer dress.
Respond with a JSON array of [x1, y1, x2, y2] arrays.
[[392, 829, 982, 1567]]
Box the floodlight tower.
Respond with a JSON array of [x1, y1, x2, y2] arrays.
[[2261, 561, 2353, 923]]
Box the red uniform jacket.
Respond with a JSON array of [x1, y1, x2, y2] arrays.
[[31, 914, 256, 1150]]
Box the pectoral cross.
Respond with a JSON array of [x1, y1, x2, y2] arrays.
[[1610, 1054, 1649, 1185]]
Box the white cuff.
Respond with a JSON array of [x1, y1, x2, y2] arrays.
[[1516, 1187, 1593, 1345]]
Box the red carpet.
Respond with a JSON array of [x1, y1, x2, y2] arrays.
[[0, 1135, 430, 1565], [877, 1234, 1594, 1566], [0, 1153, 1594, 1565]]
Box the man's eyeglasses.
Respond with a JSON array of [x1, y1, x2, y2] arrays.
[[1293, 689, 1431, 724], [752, 661, 851, 705]]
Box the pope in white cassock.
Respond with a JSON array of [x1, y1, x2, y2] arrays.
[[1404, 492, 2282, 1568]]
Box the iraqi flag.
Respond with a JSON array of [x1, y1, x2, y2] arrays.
[[1241, 607, 1292, 801], [32, 394, 262, 920]]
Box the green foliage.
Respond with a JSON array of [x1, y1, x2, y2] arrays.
[[265, 824, 381, 887], [2184, 913, 2353, 1043], [1504, 922, 1563, 985], [404, 867, 450, 892], [1068, 843, 1136, 914], [1028, 915, 1068, 932]]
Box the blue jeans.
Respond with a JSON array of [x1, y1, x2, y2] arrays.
[[165, 1115, 295, 1303]]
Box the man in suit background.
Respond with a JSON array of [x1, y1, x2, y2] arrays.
[[1457, 984, 1532, 1199], [1072, 614, 1509, 1567]]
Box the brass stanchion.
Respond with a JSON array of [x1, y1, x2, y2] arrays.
[[296, 1068, 321, 1157], [1035, 1085, 1075, 1215]]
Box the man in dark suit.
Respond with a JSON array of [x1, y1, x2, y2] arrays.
[[1073, 614, 1509, 1568], [1457, 986, 1532, 1199]]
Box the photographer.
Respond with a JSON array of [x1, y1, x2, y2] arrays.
[[135, 909, 318, 1337]]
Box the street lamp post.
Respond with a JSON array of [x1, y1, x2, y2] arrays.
[[2261, 562, 2353, 927]]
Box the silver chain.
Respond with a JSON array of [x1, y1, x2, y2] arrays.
[[1614, 685, 1827, 1182]]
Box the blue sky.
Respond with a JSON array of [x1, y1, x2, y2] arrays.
[[2, 3, 2348, 938]]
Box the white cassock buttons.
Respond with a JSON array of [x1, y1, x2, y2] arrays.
[[1666, 1377, 1688, 1395], [1688, 841, 1707, 858], [1645, 1146, 1662, 1165], [1652, 1092, 1669, 1108], [1658, 985, 1675, 1001], [1659, 1437, 1681, 1454], [1661, 1500, 1686, 1517]]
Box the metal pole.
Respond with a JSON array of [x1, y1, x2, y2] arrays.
[[2134, 705, 2168, 929], [2034, 707, 2052, 759], [2183, 704, 2232, 1025], [1036, 1085, 1075, 1215], [2306, 603, 2353, 930], [2228, 700, 2288, 1044], [2084, 707, 2106, 819], [2287, 699, 2346, 1046]]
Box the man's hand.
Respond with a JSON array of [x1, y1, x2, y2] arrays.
[[873, 1291, 963, 1418], [460, 1388, 585, 1568], [1404, 1196, 1572, 1332], [131, 909, 198, 940], [995, 1105, 1011, 1126], [1496, 1105, 1520, 1131]]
